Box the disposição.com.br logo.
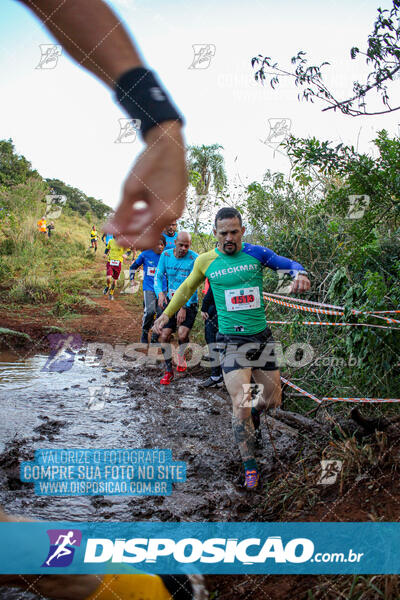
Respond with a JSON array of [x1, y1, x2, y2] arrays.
[[42, 529, 82, 567]]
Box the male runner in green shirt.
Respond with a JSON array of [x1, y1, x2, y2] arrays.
[[154, 207, 311, 489]]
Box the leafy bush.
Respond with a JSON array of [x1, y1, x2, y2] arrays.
[[244, 131, 400, 403]]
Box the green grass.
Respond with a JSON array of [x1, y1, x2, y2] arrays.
[[0, 179, 105, 313]]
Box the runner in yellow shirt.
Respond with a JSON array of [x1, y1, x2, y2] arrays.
[[90, 225, 98, 252], [103, 238, 131, 300]]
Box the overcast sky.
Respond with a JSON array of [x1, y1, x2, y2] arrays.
[[0, 0, 398, 210]]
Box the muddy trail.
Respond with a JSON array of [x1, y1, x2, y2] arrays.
[[0, 260, 144, 350], [1, 350, 399, 599], [1, 259, 400, 599], [0, 353, 315, 522]]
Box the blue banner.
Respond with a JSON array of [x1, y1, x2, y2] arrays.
[[0, 522, 398, 574], [20, 449, 186, 496]]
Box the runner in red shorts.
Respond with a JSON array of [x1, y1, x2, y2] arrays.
[[103, 238, 131, 300]]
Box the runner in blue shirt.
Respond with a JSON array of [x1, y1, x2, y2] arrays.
[[163, 221, 178, 250], [101, 232, 114, 245], [154, 231, 198, 385], [130, 236, 167, 343]]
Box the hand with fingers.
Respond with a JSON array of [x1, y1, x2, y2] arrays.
[[153, 313, 169, 335], [290, 273, 311, 294], [21, 1, 186, 253], [104, 122, 187, 249], [177, 307, 187, 326], [157, 292, 167, 309]]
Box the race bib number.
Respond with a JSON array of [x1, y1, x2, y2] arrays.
[[110, 259, 120, 266], [225, 287, 261, 311], [147, 266, 156, 276]]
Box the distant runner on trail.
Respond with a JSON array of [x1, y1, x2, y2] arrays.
[[163, 221, 179, 250], [103, 238, 131, 300], [101, 232, 113, 245], [154, 232, 198, 385], [129, 235, 167, 344], [37, 216, 47, 234], [46, 221, 55, 238], [20, 0, 187, 250], [154, 207, 311, 489], [90, 226, 98, 252], [0, 505, 207, 599]]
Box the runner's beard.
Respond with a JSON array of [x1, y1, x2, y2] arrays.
[[223, 242, 237, 254]]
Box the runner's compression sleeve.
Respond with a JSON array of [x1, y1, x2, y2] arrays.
[[242, 243, 307, 277], [164, 257, 206, 317], [84, 574, 172, 600]]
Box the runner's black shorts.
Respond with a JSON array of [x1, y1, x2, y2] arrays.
[[164, 303, 198, 332], [216, 326, 278, 373]]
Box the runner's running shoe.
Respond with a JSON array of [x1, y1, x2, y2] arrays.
[[103, 286, 109, 295], [198, 376, 223, 388], [244, 469, 260, 489], [160, 371, 174, 385], [176, 354, 187, 372]]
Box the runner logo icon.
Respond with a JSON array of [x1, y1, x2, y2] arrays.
[[42, 529, 82, 567]]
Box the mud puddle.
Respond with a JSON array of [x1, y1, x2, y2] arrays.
[[0, 352, 376, 600], [0, 349, 310, 524], [0, 349, 141, 519]]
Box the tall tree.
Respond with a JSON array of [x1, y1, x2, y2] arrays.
[[186, 144, 227, 233], [0, 139, 39, 187], [46, 178, 112, 220], [252, 0, 400, 117]]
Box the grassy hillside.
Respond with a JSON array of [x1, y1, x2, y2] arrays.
[[0, 177, 104, 316]]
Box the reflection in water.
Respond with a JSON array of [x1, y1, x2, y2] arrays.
[[0, 351, 100, 390], [0, 349, 142, 521]]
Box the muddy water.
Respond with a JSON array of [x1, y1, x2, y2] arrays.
[[0, 350, 308, 598], [0, 348, 305, 525], [0, 349, 142, 520]]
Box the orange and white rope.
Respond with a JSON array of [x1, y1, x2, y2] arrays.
[[280, 377, 322, 404], [281, 377, 400, 404], [265, 320, 399, 331], [263, 292, 400, 325], [271, 293, 399, 402]]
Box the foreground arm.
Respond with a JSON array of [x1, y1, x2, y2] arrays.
[[19, 0, 142, 88], [20, 0, 187, 249]]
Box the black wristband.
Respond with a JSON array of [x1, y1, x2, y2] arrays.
[[115, 67, 184, 139]]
